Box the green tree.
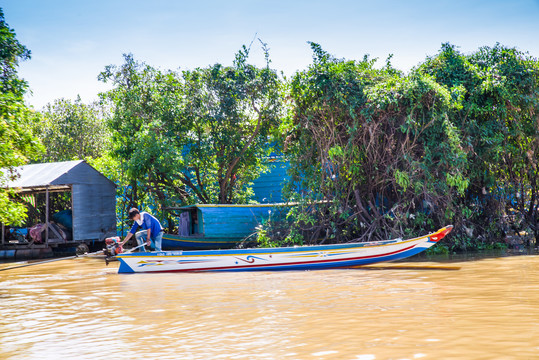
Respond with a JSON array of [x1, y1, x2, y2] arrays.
[[37, 96, 110, 162], [98, 45, 282, 215], [0, 8, 42, 225], [181, 43, 282, 203], [98, 53, 190, 218]]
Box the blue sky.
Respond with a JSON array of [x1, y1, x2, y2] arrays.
[[3, 0, 539, 109]]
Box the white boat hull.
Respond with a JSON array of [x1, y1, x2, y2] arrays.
[[117, 226, 453, 273]]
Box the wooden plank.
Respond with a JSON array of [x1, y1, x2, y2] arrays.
[[46, 237, 65, 244], [12, 186, 70, 194], [47, 223, 64, 243]]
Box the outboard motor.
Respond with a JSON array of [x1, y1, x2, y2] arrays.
[[104, 236, 123, 257]]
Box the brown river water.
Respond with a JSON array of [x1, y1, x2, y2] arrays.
[[1, 254, 538, 360]]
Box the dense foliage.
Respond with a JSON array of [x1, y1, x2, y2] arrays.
[[271, 43, 468, 246], [419, 43, 539, 247], [262, 43, 538, 250], [97, 46, 281, 230], [36, 96, 109, 162], [0, 9, 42, 225]]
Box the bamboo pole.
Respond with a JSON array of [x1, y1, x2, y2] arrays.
[[0, 249, 105, 272]]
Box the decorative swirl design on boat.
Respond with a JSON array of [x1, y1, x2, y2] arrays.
[[233, 255, 268, 264]]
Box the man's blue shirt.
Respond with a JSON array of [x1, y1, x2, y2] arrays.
[[130, 212, 163, 238]]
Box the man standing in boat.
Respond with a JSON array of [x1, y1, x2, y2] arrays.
[[121, 208, 164, 252]]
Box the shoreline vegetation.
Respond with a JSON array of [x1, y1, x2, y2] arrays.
[[2, 8, 539, 253]]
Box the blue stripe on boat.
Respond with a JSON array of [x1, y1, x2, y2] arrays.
[[121, 238, 406, 257]]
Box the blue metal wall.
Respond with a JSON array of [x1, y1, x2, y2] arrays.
[[199, 206, 275, 240], [251, 158, 290, 203]]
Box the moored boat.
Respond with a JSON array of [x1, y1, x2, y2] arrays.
[[117, 225, 453, 273], [163, 203, 291, 249]]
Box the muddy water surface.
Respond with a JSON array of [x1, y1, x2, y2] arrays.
[[1, 255, 538, 359]]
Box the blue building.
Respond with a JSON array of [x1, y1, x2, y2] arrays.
[[251, 157, 290, 203]]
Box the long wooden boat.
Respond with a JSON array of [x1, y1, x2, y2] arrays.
[[117, 225, 453, 273]]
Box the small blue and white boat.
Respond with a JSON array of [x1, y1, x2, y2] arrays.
[[117, 226, 453, 273]]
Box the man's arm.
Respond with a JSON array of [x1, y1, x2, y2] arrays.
[[146, 229, 151, 246], [121, 232, 133, 246], [120, 222, 139, 245]]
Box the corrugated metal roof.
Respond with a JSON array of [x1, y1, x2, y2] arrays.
[[2, 160, 114, 189]]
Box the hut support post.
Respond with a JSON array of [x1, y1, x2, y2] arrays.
[[1, 223, 4, 245], [45, 186, 49, 244]]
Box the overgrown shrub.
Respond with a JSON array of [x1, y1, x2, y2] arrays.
[[259, 43, 539, 251]]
